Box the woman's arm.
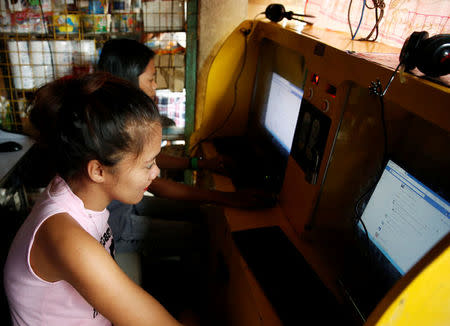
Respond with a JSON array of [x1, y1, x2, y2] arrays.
[[148, 177, 276, 209], [156, 153, 224, 173], [31, 213, 182, 326], [156, 153, 189, 169]]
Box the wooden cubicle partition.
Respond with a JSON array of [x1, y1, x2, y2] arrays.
[[197, 19, 450, 326]]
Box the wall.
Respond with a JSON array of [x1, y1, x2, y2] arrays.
[[194, 0, 307, 141]]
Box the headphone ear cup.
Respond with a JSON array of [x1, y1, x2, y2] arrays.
[[265, 4, 286, 22], [399, 31, 429, 71], [415, 34, 450, 77]]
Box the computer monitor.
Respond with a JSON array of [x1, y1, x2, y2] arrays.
[[340, 159, 449, 320], [262, 72, 304, 153], [358, 160, 449, 277], [213, 40, 306, 193]]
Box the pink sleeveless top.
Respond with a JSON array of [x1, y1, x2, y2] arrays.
[[4, 176, 113, 325]]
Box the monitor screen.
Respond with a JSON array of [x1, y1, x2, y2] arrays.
[[358, 160, 450, 276], [263, 72, 304, 152]]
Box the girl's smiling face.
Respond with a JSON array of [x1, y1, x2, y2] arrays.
[[105, 123, 162, 205]]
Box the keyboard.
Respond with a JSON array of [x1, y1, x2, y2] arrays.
[[213, 137, 285, 192], [232, 226, 350, 325]]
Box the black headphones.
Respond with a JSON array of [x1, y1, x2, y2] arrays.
[[399, 31, 450, 77], [265, 4, 315, 24]]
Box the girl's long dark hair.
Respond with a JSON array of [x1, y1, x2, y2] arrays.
[[97, 39, 156, 87], [29, 72, 161, 180]]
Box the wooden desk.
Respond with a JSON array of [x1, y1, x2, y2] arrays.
[[194, 21, 450, 325], [200, 142, 350, 326]]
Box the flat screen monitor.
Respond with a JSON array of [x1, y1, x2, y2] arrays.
[[358, 160, 450, 276], [263, 72, 304, 153]]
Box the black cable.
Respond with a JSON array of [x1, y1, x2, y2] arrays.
[[371, 93, 388, 166], [362, 5, 379, 41], [190, 23, 251, 154], [353, 62, 400, 249], [353, 96, 388, 210], [354, 77, 393, 221], [365, 0, 375, 10], [347, 0, 354, 39], [370, 62, 402, 98], [347, 0, 367, 40], [289, 17, 314, 25], [374, 7, 380, 41], [353, 161, 379, 271], [357, 214, 371, 257], [348, 0, 385, 42], [359, 0, 384, 42]]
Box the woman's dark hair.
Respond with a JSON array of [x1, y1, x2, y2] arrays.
[[29, 72, 161, 180], [97, 39, 177, 128], [97, 38, 155, 87]]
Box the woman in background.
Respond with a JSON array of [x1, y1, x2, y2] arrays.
[[97, 39, 275, 254]]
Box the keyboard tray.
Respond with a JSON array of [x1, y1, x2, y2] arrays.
[[232, 226, 348, 325]]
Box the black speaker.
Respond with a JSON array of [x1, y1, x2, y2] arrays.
[[265, 4, 286, 22], [399, 31, 450, 77], [265, 4, 314, 24]]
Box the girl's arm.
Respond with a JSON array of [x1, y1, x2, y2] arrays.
[[148, 177, 276, 209], [31, 213, 182, 326]]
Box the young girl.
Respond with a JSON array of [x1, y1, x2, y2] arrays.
[[3, 73, 182, 326]]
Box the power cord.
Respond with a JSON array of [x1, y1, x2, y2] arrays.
[[190, 21, 254, 155], [348, 0, 366, 40], [353, 61, 402, 252], [348, 0, 385, 42], [360, 0, 385, 42]]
